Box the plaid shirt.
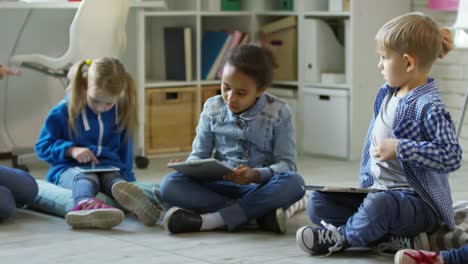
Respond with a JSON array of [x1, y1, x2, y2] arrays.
[[359, 78, 462, 230]]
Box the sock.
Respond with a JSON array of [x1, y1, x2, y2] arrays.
[[200, 212, 224, 231]]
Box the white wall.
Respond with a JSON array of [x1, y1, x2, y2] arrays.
[[0, 8, 138, 153], [412, 0, 468, 160]]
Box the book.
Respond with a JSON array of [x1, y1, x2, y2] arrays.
[[201, 31, 230, 80], [221, 0, 240, 11], [303, 185, 379, 194], [206, 33, 233, 80], [164, 27, 192, 81], [216, 30, 244, 79]]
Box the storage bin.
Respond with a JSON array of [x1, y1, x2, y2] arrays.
[[260, 16, 297, 81], [145, 87, 196, 154], [302, 87, 349, 158], [201, 85, 222, 107]]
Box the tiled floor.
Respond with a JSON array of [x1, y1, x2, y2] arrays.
[[1, 155, 466, 264]]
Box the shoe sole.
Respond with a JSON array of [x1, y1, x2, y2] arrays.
[[276, 208, 287, 234], [394, 250, 405, 264], [65, 208, 124, 229], [163, 206, 181, 233], [112, 182, 161, 226], [416, 232, 430, 251], [296, 226, 314, 254]]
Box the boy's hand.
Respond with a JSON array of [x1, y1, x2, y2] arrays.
[[223, 165, 260, 185], [373, 138, 399, 161], [67, 147, 99, 164], [0, 64, 22, 80]]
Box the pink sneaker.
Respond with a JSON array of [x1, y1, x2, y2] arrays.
[[394, 249, 442, 264], [65, 198, 124, 229]]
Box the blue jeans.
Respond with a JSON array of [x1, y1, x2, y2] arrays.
[[58, 167, 124, 205], [160, 171, 305, 231], [0, 166, 38, 220], [307, 190, 439, 247], [441, 245, 468, 264]]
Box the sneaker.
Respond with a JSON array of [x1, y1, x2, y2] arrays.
[[394, 249, 441, 264], [65, 197, 124, 229], [257, 208, 287, 234], [152, 186, 171, 211], [111, 181, 161, 226], [163, 207, 202, 234], [377, 233, 430, 255], [296, 221, 347, 254]]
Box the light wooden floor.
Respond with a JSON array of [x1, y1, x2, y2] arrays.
[[1, 155, 466, 264]]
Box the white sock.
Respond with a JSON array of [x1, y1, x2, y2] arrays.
[[200, 212, 224, 231]]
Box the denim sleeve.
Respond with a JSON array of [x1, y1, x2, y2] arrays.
[[187, 104, 215, 161], [397, 105, 462, 173], [35, 107, 75, 165], [255, 104, 297, 183]]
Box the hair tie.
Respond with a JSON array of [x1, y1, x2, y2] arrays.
[[85, 59, 92, 66]]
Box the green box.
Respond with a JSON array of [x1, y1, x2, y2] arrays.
[[278, 0, 293, 10], [221, 0, 241, 11]]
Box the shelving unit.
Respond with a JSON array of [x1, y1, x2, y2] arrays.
[[136, 0, 411, 159]]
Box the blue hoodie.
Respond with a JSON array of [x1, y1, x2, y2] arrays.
[[35, 99, 135, 184]]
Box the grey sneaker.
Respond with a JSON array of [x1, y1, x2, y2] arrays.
[[112, 181, 161, 226], [376, 232, 430, 255]]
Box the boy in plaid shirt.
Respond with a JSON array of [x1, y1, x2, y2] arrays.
[[296, 13, 462, 255]]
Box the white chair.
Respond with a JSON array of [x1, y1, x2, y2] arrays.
[[8, 0, 131, 171], [10, 0, 130, 77]]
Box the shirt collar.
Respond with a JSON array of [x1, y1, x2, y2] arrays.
[[384, 78, 438, 103], [227, 93, 267, 120]]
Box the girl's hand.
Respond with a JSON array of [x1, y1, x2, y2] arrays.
[[67, 147, 99, 164], [373, 138, 399, 161], [0, 64, 22, 80], [167, 159, 183, 167], [223, 165, 260, 185]]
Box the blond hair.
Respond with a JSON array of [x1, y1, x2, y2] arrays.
[[375, 12, 446, 70], [67, 57, 138, 137]]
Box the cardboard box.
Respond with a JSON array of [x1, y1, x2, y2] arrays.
[[260, 16, 297, 81]]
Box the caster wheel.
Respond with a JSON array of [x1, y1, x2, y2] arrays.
[[135, 156, 149, 169]]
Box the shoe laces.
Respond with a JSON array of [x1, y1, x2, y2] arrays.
[[404, 250, 439, 264], [79, 198, 112, 210], [377, 235, 412, 256], [319, 220, 345, 255]]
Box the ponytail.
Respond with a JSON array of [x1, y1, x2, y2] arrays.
[[68, 60, 89, 134], [117, 71, 138, 137]]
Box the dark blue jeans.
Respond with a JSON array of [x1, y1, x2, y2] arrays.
[[160, 171, 305, 231], [307, 190, 440, 247], [441, 245, 468, 264], [58, 167, 124, 205], [0, 166, 38, 220]]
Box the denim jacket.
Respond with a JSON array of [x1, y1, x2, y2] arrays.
[[360, 79, 462, 230], [188, 93, 297, 183]]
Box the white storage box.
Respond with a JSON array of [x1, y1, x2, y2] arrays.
[[302, 87, 349, 158]]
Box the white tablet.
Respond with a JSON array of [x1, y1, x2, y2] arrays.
[[303, 185, 379, 194], [168, 158, 233, 181], [75, 165, 120, 173]]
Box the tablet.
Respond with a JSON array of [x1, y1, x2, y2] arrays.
[[303, 185, 379, 194], [167, 158, 233, 181], [75, 165, 120, 173]]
